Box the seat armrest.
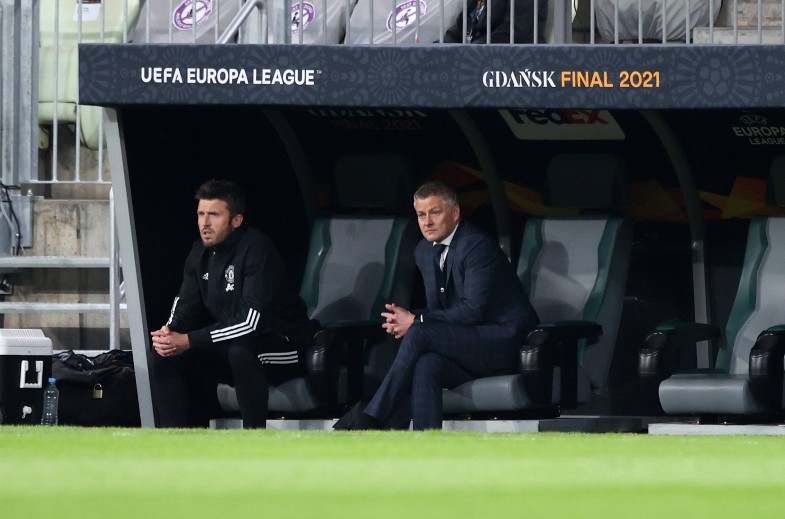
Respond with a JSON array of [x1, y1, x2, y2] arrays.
[[637, 320, 720, 411], [638, 320, 720, 381], [520, 320, 602, 410], [749, 326, 785, 411], [526, 320, 603, 346], [304, 329, 341, 407], [654, 319, 719, 342]]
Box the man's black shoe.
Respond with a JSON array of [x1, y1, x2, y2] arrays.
[[354, 412, 381, 430], [333, 402, 381, 430]]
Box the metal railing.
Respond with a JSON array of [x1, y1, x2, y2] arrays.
[[2, 0, 782, 189], [1, 0, 784, 351], [0, 1, 127, 349], [1, 0, 38, 190], [0, 189, 126, 349], [34, 0, 142, 186]]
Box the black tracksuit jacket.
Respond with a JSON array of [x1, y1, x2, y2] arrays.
[[166, 226, 317, 348]]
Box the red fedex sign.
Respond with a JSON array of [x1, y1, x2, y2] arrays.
[[500, 109, 625, 140]]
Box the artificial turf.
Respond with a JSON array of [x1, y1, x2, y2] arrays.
[[2, 426, 785, 518]]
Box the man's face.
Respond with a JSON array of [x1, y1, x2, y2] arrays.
[[197, 198, 242, 247], [414, 195, 460, 243]]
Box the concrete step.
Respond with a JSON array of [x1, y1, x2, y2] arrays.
[[716, 0, 782, 27], [693, 25, 785, 44]]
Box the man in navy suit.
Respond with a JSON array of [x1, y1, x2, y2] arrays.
[[356, 181, 538, 430]]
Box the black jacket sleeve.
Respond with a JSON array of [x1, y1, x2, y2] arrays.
[[166, 246, 207, 334]]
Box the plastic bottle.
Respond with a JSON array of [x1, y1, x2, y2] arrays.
[[40, 377, 59, 426]]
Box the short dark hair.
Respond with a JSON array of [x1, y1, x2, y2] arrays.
[[413, 181, 458, 207], [195, 179, 246, 216]]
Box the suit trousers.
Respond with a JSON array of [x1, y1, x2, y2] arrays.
[[150, 334, 304, 428], [364, 320, 527, 430]]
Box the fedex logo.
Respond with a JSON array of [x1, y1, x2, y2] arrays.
[[500, 109, 625, 141], [508, 109, 610, 125]]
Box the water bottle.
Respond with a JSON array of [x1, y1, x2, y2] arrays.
[[40, 377, 59, 426]]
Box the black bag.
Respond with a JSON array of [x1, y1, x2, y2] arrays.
[[52, 350, 141, 427]]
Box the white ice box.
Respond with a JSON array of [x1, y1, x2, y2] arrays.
[[0, 329, 53, 425]]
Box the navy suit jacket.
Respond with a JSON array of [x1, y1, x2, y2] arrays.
[[362, 219, 540, 426], [415, 220, 537, 336]]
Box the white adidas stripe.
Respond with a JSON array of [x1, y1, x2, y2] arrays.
[[258, 351, 299, 364], [166, 297, 180, 326], [211, 308, 260, 342], [212, 308, 259, 337]]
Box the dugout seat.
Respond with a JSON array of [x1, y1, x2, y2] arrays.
[[543, 0, 578, 43], [442, 153, 632, 417], [641, 159, 785, 420], [265, 0, 359, 44], [131, 0, 241, 44], [133, 0, 351, 45], [594, 0, 721, 43], [218, 153, 418, 417], [346, 0, 463, 44]]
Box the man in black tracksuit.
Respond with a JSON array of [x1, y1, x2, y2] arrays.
[[150, 179, 318, 428]]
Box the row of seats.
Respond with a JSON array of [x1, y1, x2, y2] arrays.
[[40, 0, 719, 152], [131, 0, 561, 46], [220, 152, 421, 415], [641, 156, 785, 422], [39, 0, 142, 150], [594, 0, 721, 43], [218, 151, 785, 426], [218, 151, 635, 422], [39, 0, 573, 150]]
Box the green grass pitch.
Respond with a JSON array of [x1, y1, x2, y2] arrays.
[[2, 426, 785, 518]]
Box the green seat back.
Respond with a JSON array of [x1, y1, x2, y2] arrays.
[[300, 216, 414, 324], [518, 215, 631, 391], [717, 216, 785, 375]]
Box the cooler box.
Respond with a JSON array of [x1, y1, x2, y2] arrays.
[[0, 329, 53, 425]]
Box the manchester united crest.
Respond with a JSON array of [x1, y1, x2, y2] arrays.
[[225, 265, 235, 292]]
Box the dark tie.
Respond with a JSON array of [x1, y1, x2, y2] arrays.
[[433, 243, 447, 271], [433, 244, 447, 307]]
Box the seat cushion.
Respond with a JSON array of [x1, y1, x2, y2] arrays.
[[443, 375, 532, 413], [659, 373, 768, 415], [442, 368, 592, 414], [217, 378, 320, 414]]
